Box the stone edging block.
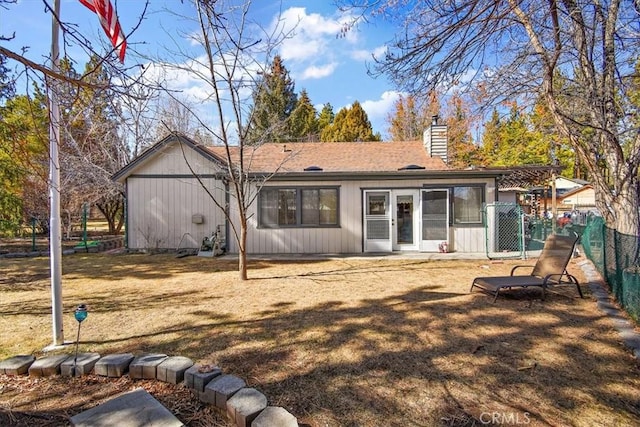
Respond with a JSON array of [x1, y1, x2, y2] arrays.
[[205, 374, 246, 409], [129, 353, 168, 380], [185, 363, 222, 393], [157, 356, 194, 384], [0, 355, 35, 375], [94, 353, 135, 378], [226, 387, 267, 427], [61, 353, 101, 377], [251, 406, 298, 427], [28, 354, 69, 377]]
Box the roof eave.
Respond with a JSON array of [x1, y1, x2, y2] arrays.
[[252, 169, 511, 181]]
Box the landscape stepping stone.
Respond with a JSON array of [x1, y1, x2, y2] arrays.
[[251, 406, 298, 427], [226, 387, 267, 427], [61, 353, 101, 377], [69, 387, 183, 427], [129, 353, 168, 380], [203, 374, 246, 409], [28, 354, 69, 377], [94, 353, 135, 378], [185, 364, 222, 393], [0, 355, 35, 375], [156, 356, 194, 384]]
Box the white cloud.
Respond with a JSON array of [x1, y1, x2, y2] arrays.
[[361, 90, 403, 122], [300, 63, 338, 80], [351, 45, 387, 62], [273, 7, 358, 63], [360, 91, 404, 138]]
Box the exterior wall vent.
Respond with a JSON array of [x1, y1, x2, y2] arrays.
[[399, 164, 426, 170], [304, 166, 323, 172]]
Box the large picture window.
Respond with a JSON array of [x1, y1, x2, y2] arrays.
[[259, 187, 339, 227], [452, 186, 484, 225]]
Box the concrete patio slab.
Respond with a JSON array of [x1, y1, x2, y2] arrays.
[[69, 387, 183, 427]]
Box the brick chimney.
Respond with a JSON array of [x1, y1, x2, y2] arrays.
[[423, 115, 448, 165]]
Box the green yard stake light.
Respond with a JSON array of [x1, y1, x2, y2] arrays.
[[73, 304, 88, 376]]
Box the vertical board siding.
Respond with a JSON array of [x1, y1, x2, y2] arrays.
[[126, 142, 496, 255], [127, 177, 225, 250]]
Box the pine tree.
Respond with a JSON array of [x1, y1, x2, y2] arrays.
[[247, 55, 297, 143], [317, 103, 334, 134], [321, 101, 380, 142], [288, 89, 318, 141], [387, 92, 440, 141], [480, 109, 502, 166], [443, 93, 479, 168]]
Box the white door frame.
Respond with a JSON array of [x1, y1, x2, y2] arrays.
[[392, 190, 420, 251], [420, 189, 450, 252], [364, 190, 392, 252]]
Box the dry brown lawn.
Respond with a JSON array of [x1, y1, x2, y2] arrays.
[[1, 252, 640, 426]]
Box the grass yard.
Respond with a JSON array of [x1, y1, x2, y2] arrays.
[[1, 253, 640, 426]]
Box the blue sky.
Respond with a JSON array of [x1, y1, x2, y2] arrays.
[[3, 0, 403, 138]]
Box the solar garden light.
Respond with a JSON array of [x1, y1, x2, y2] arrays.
[[73, 304, 88, 376]]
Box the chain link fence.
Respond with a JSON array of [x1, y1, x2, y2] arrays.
[[580, 216, 640, 322], [484, 203, 525, 259]]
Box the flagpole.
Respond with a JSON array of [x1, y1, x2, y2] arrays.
[[48, 0, 64, 346]]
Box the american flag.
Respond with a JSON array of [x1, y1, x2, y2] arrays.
[[79, 0, 127, 63]]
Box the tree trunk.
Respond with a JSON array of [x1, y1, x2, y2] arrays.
[[238, 218, 248, 281], [605, 177, 640, 236]]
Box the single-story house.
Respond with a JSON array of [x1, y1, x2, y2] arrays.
[[112, 123, 514, 254], [558, 184, 596, 213]]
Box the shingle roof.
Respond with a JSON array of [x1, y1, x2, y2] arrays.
[[205, 141, 448, 173]]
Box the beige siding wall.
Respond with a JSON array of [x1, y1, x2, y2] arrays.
[[134, 142, 218, 175], [125, 141, 225, 250], [127, 177, 226, 250], [124, 138, 496, 254], [228, 179, 364, 254], [226, 177, 495, 254]]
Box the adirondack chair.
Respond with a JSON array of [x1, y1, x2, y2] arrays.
[[470, 234, 583, 302]]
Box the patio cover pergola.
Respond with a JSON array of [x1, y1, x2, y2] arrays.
[[494, 165, 564, 218]]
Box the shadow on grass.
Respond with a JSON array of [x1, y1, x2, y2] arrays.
[[2, 256, 640, 426]]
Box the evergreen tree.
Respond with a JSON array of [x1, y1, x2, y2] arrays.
[[480, 109, 502, 165], [321, 101, 380, 142], [529, 99, 577, 178], [247, 55, 297, 143], [288, 89, 318, 141], [0, 90, 48, 234], [443, 93, 479, 168], [387, 92, 440, 141], [317, 103, 334, 133]]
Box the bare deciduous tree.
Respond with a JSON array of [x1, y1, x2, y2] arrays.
[[346, 0, 640, 235], [155, 0, 293, 280]]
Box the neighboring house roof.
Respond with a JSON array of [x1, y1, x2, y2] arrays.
[[556, 176, 590, 188], [559, 184, 594, 200]]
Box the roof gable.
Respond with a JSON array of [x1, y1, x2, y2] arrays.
[[112, 133, 225, 182]]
